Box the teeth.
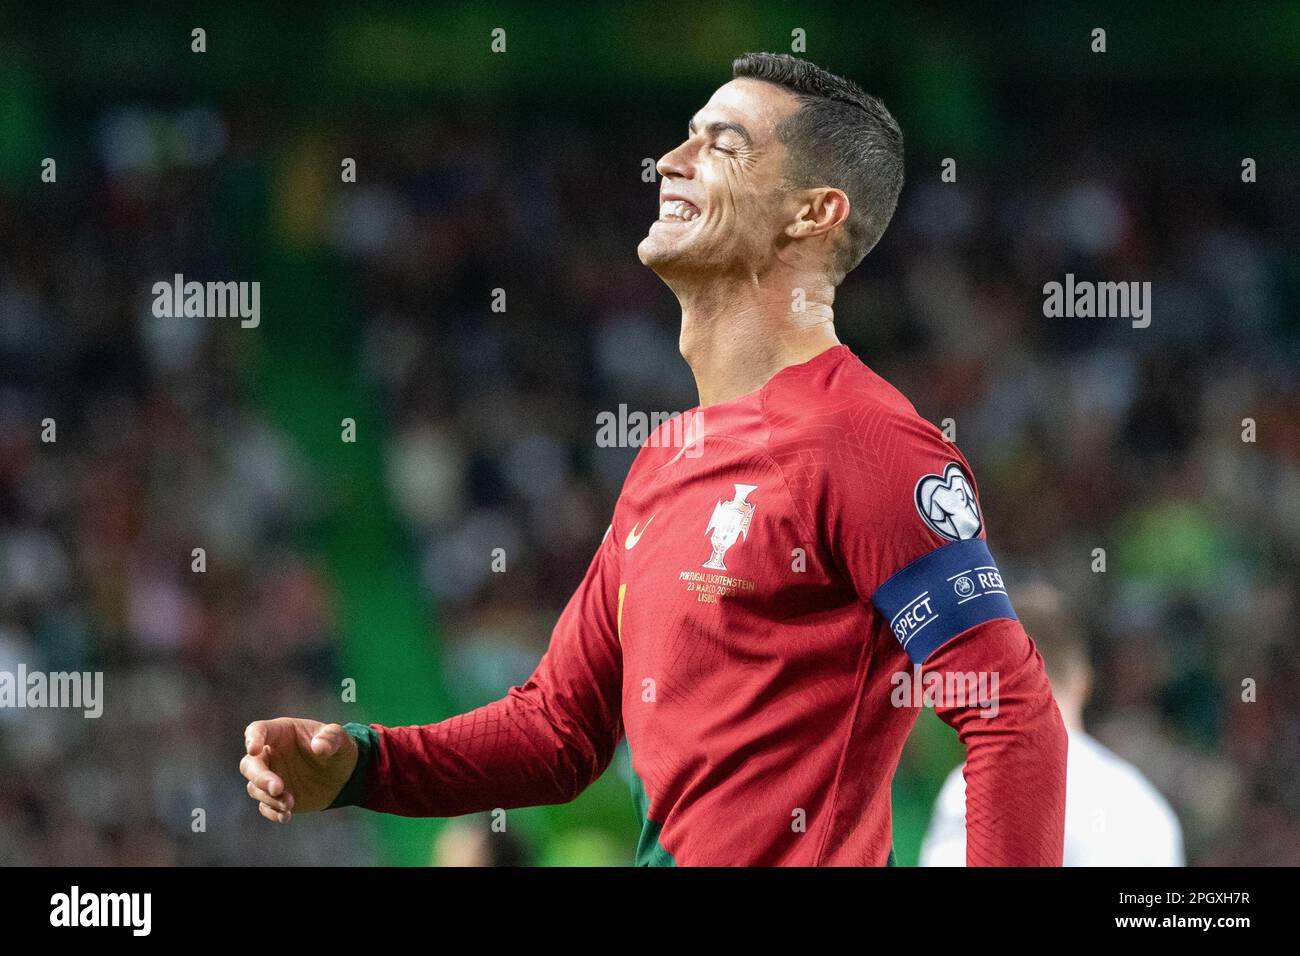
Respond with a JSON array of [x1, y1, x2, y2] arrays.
[[658, 199, 700, 222]]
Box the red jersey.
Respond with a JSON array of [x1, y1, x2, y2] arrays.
[[332, 344, 1067, 866]]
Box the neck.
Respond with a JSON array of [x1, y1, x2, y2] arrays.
[[674, 271, 841, 407]]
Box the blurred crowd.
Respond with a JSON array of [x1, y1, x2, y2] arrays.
[[0, 91, 1297, 864], [0, 107, 370, 863]]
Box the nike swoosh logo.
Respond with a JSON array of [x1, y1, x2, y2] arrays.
[[625, 514, 656, 549]]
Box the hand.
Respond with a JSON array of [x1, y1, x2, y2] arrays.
[[240, 718, 359, 823]]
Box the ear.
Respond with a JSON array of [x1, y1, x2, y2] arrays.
[[784, 187, 851, 239]]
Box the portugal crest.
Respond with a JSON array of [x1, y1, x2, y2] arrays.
[[704, 484, 758, 571]]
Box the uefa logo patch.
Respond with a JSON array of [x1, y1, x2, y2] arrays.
[[914, 462, 982, 541]]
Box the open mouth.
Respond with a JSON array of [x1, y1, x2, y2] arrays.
[[657, 198, 702, 223]]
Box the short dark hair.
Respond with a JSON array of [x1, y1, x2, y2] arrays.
[[1013, 582, 1090, 686], [732, 52, 904, 283]]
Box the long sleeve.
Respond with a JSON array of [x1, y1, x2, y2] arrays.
[[331, 528, 624, 817], [823, 401, 1067, 865], [925, 618, 1067, 865]]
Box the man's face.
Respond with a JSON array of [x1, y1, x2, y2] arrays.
[[638, 78, 802, 280]]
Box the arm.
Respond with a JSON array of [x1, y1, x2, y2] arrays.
[[330, 528, 624, 817], [917, 624, 1068, 868], [871, 541, 1067, 866], [826, 408, 1066, 866], [924, 618, 1067, 866]]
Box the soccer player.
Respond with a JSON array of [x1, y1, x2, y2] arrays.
[[240, 52, 1067, 866], [920, 584, 1184, 866]]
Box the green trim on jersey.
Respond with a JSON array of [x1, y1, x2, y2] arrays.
[[326, 722, 379, 809], [630, 768, 676, 866], [628, 761, 897, 867]]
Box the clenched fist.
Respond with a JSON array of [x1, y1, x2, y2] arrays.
[[240, 718, 359, 823]]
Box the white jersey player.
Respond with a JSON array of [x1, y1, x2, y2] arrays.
[[920, 584, 1184, 867]]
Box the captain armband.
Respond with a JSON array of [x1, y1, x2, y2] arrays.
[[871, 538, 1018, 665]]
